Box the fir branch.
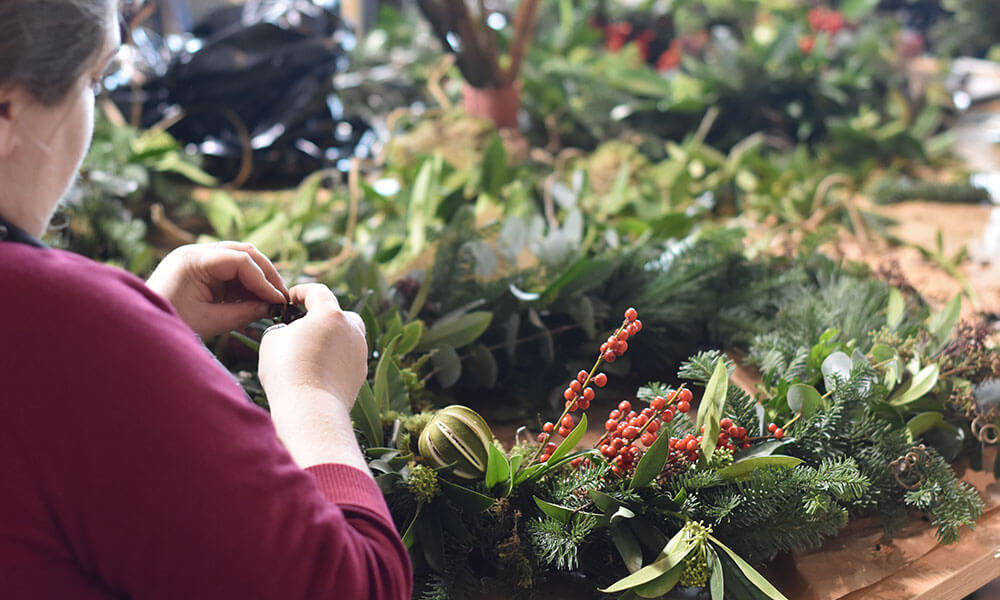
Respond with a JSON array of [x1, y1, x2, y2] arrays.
[[527, 515, 600, 571], [678, 350, 733, 383]]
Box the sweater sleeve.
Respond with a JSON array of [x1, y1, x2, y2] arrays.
[[1, 249, 411, 600]]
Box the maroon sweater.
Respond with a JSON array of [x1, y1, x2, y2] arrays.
[[0, 241, 412, 599]]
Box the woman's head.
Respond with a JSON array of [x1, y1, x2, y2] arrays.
[[0, 0, 116, 107], [0, 0, 120, 237]]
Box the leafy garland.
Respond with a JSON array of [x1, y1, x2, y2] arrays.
[[253, 228, 993, 600]]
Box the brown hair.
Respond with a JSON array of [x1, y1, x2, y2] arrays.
[[0, 0, 113, 106]]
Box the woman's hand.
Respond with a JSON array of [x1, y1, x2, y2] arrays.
[[146, 242, 288, 339], [258, 284, 369, 470], [258, 283, 368, 411]]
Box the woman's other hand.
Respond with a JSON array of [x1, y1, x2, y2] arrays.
[[257, 284, 369, 470], [146, 242, 288, 338]]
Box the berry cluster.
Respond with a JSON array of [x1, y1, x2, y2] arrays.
[[807, 6, 845, 35], [535, 308, 642, 463], [598, 388, 692, 476]]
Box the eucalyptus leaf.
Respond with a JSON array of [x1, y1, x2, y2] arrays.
[[821, 351, 852, 391], [787, 384, 823, 417], [431, 344, 462, 388], [718, 456, 803, 481]]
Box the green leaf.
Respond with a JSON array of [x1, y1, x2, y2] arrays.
[[395, 320, 425, 356], [486, 443, 511, 490], [534, 496, 576, 523], [871, 343, 902, 387], [928, 294, 961, 351], [350, 382, 383, 447], [416, 504, 444, 572], [439, 479, 494, 513], [821, 351, 852, 391], [415, 312, 493, 352], [373, 338, 401, 412], [431, 344, 462, 388], [228, 330, 259, 353], [709, 535, 788, 599], [634, 560, 684, 598], [204, 191, 244, 238], [787, 384, 823, 417], [708, 545, 724, 600], [548, 414, 588, 466], [718, 456, 804, 481], [886, 288, 904, 328], [697, 358, 729, 462], [401, 504, 422, 549], [839, 0, 878, 19], [737, 440, 789, 459], [541, 256, 617, 301], [480, 134, 508, 197], [600, 528, 693, 593], [889, 364, 940, 406], [244, 213, 289, 258], [468, 344, 499, 389], [906, 412, 945, 441], [589, 489, 622, 513], [630, 423, 672, 490], [611, 524, 645, 573]]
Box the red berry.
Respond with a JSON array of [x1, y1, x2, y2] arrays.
[[601, 445, 616, 458], [718, 431, 729, 443], [609, 409, 621, 419], [662, 410, 674, 423], [578, 398, 591, 410], [593, 373, 608, 388], [558, 426, 572, 438], [544, 442, 558, 454], [686, 438, 699, 451], [615, 340, 628, 355], [543, 422, 554, 433], [636, 415, 648, 427], [566, 400, 579, 411], [570, 380, 582, 393], [768, 423, 778, 433], [612, 438, 625, 450], [600, 342, 609, 353], [677, 400, 690, 413], [627, 411, 637, 419], [647, 419, 661, 433], [537, 433, 547, 443], [619, 401, 632, 413], [741, 442, 751, 449], [651, 396, 667, 411], [728, 425, 740, 438], [623, 426, 640, 439], [562, 415, 575, 428], [563, 388, 576, 401], [726, 442, 736, 451], [669, 438, 678, 449], [616, 329, 629, 341], [774, 428, 785, 440], [720, 418, 733, 429], [582, 388, 595, 402], [641, 432, 656, 446], [616, 423, 627, 435], [641, 407, 654, 418], [605, 419, 618, 431], [603, 350, 617, 363], [625, 307, 638, 321], [631, 319, 642, 332], [699, 425, 705, 433], [577, 370, 589, 383], [540, 453, 551, 462], [736, 427, 747, 440], [678, 388, 692, 404], [570, 457, 583, 468]]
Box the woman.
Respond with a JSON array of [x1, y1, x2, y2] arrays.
[[0, 1, 411, 598]]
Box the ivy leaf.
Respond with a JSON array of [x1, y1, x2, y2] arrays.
[[821, 351, 852, 391], [630, 422, 672, 490], [486, 443, 511, 490], [889, 364, 939, 406], [709, 535, 789, 599], [697, 358, 729, 462], [600, 528, 693, 593], [787, 384, 823, 417], [718, 456, 803, 481]]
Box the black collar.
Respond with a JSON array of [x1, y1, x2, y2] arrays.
[[0, 214, 47, 248]]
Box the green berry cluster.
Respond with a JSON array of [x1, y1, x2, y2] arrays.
[[679, 549, 709, 588], [407, 463, 440, 504], [706, 445, 734, 470]]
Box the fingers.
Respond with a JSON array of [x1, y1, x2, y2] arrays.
[[198, 301, 272, 338], [200, 248, 286, 304], [216, 241, 289, 301], [288, 283, 341, 311]]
